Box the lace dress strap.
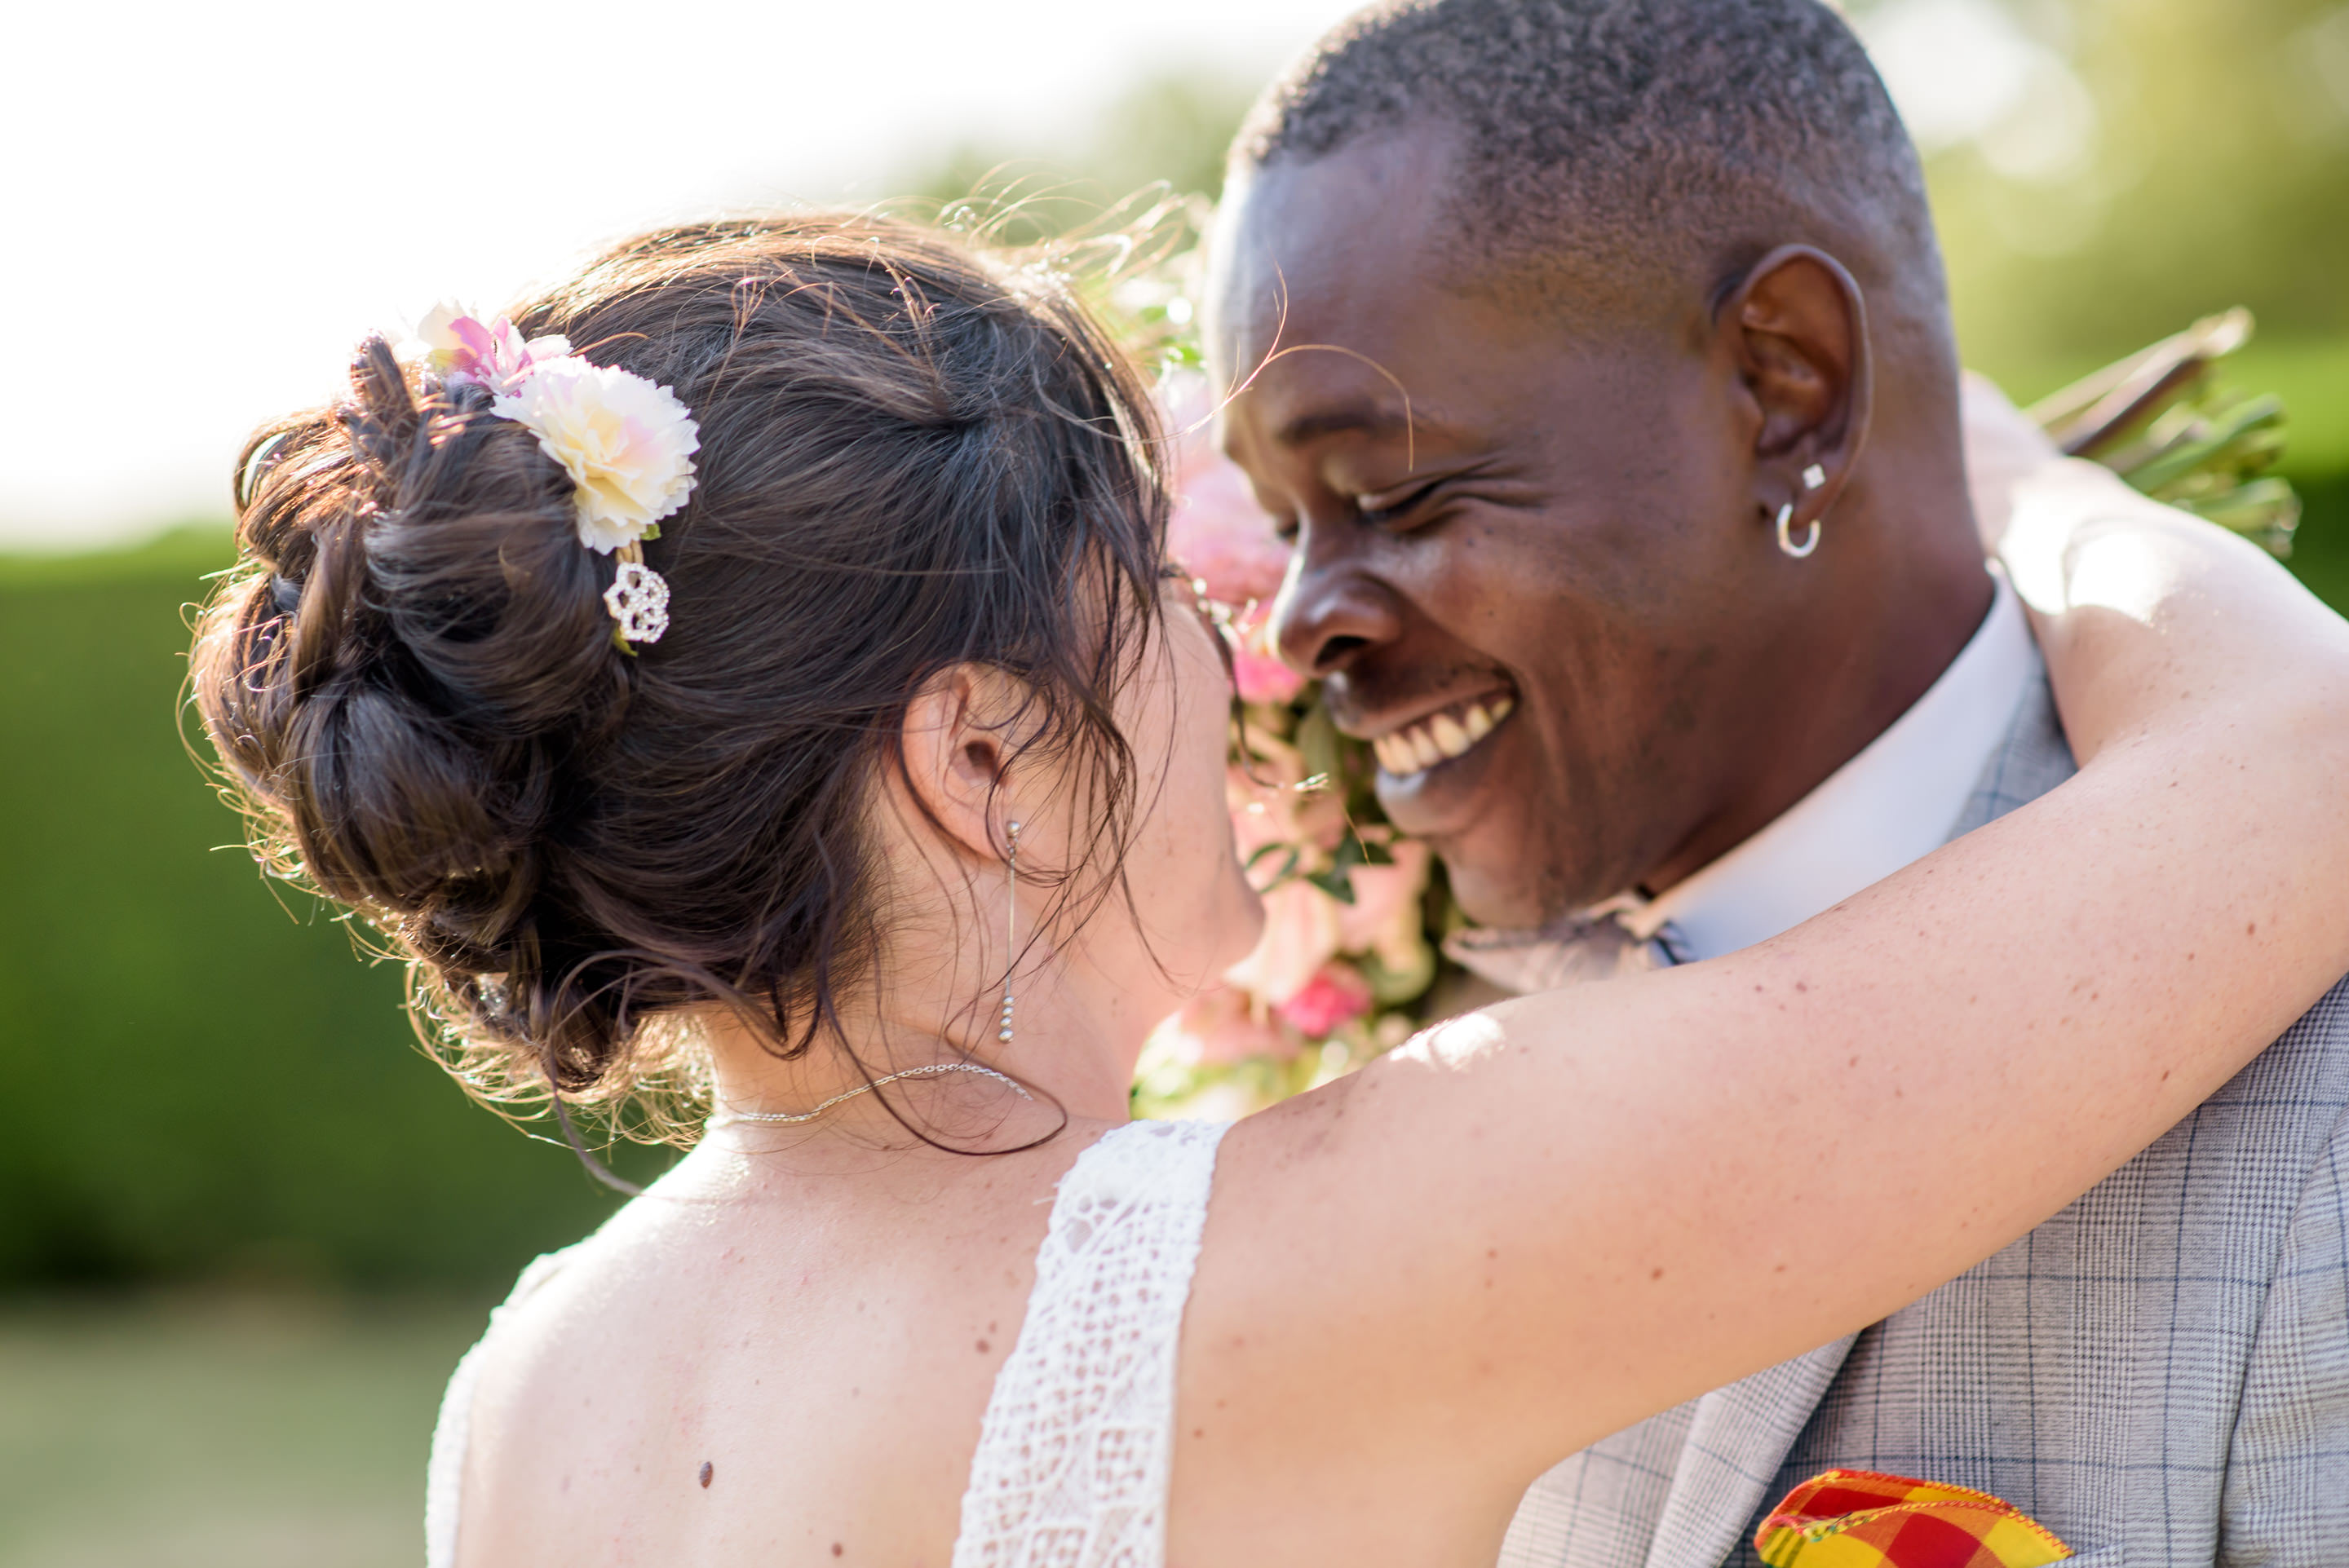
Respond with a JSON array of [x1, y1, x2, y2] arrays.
[[952, 1117, 1232, 1568], [423, 1245, 581, 1568]]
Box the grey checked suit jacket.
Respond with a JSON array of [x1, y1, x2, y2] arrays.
[[1499, 661, 2349, 1568]]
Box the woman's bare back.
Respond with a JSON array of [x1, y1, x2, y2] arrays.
[[446, 1130, 1098, 1567]]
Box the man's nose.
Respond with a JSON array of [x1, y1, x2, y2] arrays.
[[1272, 519, 1405, 678]]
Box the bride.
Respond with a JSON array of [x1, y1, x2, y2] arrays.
[[193, 214, 2349, 1567]]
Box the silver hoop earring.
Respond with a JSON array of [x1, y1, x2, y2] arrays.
[[1776, 502, 1820, 559], [998, 819, 1021, 1045]]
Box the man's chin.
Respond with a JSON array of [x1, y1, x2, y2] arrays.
[[1434, 845, 1573, 934], [1394, 754, 1599, 929]]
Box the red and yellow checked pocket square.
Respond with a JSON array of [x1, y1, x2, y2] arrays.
[[1754, 1469, 2074, 1568]]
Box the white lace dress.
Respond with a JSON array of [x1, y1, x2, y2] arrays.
[[423, 1117, 1229, 1568]]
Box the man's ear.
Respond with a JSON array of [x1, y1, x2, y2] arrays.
[[1718, 245, 1873, 537], [898, 665, 1020, 864]]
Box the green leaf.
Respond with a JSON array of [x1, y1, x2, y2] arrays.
[[1304, 868, 1359, 904], [1295, 698, 1343, 784], [1245, 842, 1301, 884], [2121, 395, 2287, 495], [2181, 476, 2303, 552]]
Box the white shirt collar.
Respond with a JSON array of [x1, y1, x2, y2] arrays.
[[1617, 569, 2036, 961]]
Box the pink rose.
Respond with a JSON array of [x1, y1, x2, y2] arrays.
[[1170, 467, 1291, 607], [1274, 962, 1374, 1038], [1162, 374, 1294, 607], [1229, 605, 1306, 705], [1234, 645, 1304, 704]]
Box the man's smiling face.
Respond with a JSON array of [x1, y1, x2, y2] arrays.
[[1210, 135, 1819, 929]]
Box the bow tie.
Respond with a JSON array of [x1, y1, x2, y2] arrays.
[[1443, 896, 1694, 996]]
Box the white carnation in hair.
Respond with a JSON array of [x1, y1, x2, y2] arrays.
[[494, 358, 701, 553]]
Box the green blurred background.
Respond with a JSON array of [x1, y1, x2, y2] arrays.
[[2, 0, 2343, 1562]]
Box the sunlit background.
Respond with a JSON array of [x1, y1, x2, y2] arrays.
[[1, 0, 1347, 550], [2, 0, 2343, 1563]]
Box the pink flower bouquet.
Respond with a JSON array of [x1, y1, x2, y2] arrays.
[[1133, 376, 1440, 1119]]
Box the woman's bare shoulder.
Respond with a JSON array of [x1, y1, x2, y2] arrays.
[[448, 1139, 1081, 1566]]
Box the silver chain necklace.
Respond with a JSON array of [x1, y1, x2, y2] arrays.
[[714, 817, 1033, 1131], [708, 1061, 1033, 1128]]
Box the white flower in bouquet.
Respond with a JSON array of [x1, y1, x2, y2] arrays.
[[1227, 880, 1348, 1007], [1152, 986, 1298, 1068], [1335, 840, 1436, 978]]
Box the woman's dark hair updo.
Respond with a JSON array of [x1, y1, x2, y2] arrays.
[[191, 214, 1170, 1136]]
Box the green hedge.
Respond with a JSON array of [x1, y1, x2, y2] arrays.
[[0, 533, 630, 1289], [2289, 470, 2349, 612], [3, 458, 2343, 1290]]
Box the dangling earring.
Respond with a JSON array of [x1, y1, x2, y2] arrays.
[[998, 819, 1021, 1045], [1776, 463, 1829, 559]]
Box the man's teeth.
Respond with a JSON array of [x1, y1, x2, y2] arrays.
[[1373, 695, 1515, 777]]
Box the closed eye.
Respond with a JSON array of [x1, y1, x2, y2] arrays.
[[1354, 475, 1451, 528]]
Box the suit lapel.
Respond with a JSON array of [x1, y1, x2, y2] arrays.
[[1630, 657, 2070, 1568], [1501, 1402, 1701, 1568], [1502, 635, 2078, 1568], [1635, 652, 2076, 1568], [1640, 1335, 1857, 1568], [1633, 652, 2073, 1568]]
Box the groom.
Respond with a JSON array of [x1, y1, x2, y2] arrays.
[[1207, 1, 2349, 1562]]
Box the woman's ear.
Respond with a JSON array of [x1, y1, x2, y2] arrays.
[[898, 665, 1022, 863], [1717, 245, 1873, 537]]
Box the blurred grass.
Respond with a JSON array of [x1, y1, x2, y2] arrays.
[[0, 1291, 484, 1568]]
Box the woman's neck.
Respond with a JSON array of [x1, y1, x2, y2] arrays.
[[701, 951, 1148, 1136]]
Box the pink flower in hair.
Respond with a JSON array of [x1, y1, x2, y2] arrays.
[[415, 302, 572, 396]]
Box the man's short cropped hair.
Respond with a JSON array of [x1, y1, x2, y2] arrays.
[[1233, 0, 1938, 305]]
